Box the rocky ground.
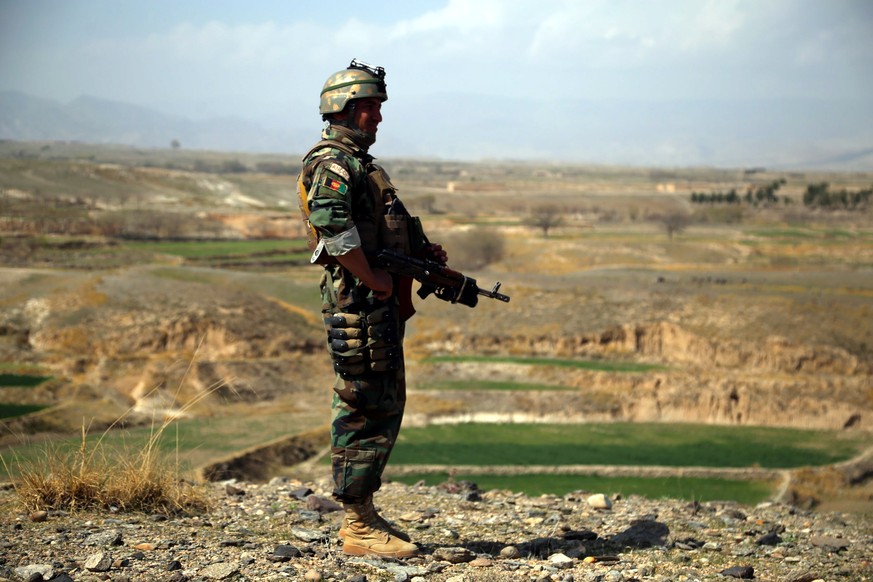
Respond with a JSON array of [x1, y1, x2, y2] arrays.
[[1, 476, 871, 582]]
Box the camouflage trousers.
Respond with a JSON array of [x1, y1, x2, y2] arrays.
[[323, 291, 407, 503], [329, 362, 406, 503]]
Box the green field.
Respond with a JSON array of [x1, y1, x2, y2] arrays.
[[121, 239, 304, 258], [390, 423, 867, 469], [417, 380, 576, 391], [121, 240, 311, 266], [0, 374, 52, 387], [423, 356, 667, 373], [0, 404, 48, 419], [391, 472, 775, 504]]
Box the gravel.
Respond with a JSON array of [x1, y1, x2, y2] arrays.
[[2, 476, 871, 581]]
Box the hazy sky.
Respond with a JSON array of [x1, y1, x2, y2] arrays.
[[2, 0, 872, 165]]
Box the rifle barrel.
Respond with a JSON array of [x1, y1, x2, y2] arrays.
[[479, 282, 510, 303]]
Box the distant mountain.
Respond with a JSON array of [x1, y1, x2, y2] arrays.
[[384, 94, 873, 172], [0, 91, 308, 154], [2, 91, 871, 171]]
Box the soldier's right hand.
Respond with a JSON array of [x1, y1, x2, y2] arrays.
[[366, 268, 393, 300]]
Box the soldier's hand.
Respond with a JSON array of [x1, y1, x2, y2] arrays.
[[335, 247, 394, 300], [427, 243, 448, 265], [367, 268, 394, 300]]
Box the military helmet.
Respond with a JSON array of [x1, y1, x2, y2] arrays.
[[319, 59, 387, 115]]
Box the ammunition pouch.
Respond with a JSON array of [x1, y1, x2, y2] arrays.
[[324, 304, 402, 380], [366, 164, 430, 257]]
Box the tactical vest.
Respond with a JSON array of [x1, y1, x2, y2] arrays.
[[297, 139, 427, 264]]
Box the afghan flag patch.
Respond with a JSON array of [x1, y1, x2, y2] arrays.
[[322, 177, 348, 194]]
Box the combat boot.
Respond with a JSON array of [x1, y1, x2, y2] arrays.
[[341, 502, 419, 558], [338, 496, 411, 542]]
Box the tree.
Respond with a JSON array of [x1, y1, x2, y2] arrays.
[[660, 213, 691, 241], [524, 204, 564, 238], [171, 139, 181, 150]]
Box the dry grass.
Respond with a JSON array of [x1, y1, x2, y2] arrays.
[[2, 339, 227, 515], [7, 427, 208, 514]]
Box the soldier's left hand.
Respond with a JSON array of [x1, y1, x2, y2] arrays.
[[428, 243, 448, 265]]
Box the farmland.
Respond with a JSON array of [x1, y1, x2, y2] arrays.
[[1, 140, 872, 510]]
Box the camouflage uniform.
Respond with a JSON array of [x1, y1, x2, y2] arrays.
[[301, 121, 426, 503]]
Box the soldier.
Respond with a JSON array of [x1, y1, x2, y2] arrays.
[[296, 59, 446, 558]]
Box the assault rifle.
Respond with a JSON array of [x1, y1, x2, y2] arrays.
[[375, 248, 510, 308]]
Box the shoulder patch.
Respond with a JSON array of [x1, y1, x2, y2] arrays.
[[328, 162, 350, 181], [321, 176, 349, 194]]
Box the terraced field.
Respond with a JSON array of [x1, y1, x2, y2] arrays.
[[1, 142, 871, 509]]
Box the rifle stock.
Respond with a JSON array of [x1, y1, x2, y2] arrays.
[[375, 248, 510, 308]]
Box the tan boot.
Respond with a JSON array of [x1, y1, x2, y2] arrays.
[[341, 502, 419, 558], [338, 496, 411, 542]]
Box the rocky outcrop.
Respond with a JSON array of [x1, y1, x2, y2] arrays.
[[610, 322, 863, 375], [418, 321, 865, 376], [408, 321, 872, 430]]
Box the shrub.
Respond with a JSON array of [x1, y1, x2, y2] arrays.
[[446, 229, 505, 270]]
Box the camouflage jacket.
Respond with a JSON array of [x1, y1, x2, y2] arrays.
[[303, 124, 375, 256], [301, 124, 426, 310]]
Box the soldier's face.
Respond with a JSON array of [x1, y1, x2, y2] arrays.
[[353, 98, 383, 136]]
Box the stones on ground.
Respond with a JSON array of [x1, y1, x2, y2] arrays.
[[288, 486, 314, 500], [112, 557, 130, 569], [587, 493, 612, 510], [290, 526, 329, 543], [674, 537, 704, 550], [199, 562, 238, 580], [732, 544, 757, 557], [134, 542, 156, 551], [349, 557, 428, 580], [756, 531, 782, 545], [2, 479, 870, 581], [13, 564, 55, 581], [29, 510, 48, 522], [433, 546, 475, 564], [548, 552, 575, 569], [720, 565, 755, 579], [269, 544, 302, 562], [225, 483, 245, 496], [84, 551, 113, 572], [304, 569, 322, 581], [85, 530, 123, 546], [611, 519, 669, 547], [305, 494, 342, 513], [810, 535, 849, 552]]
